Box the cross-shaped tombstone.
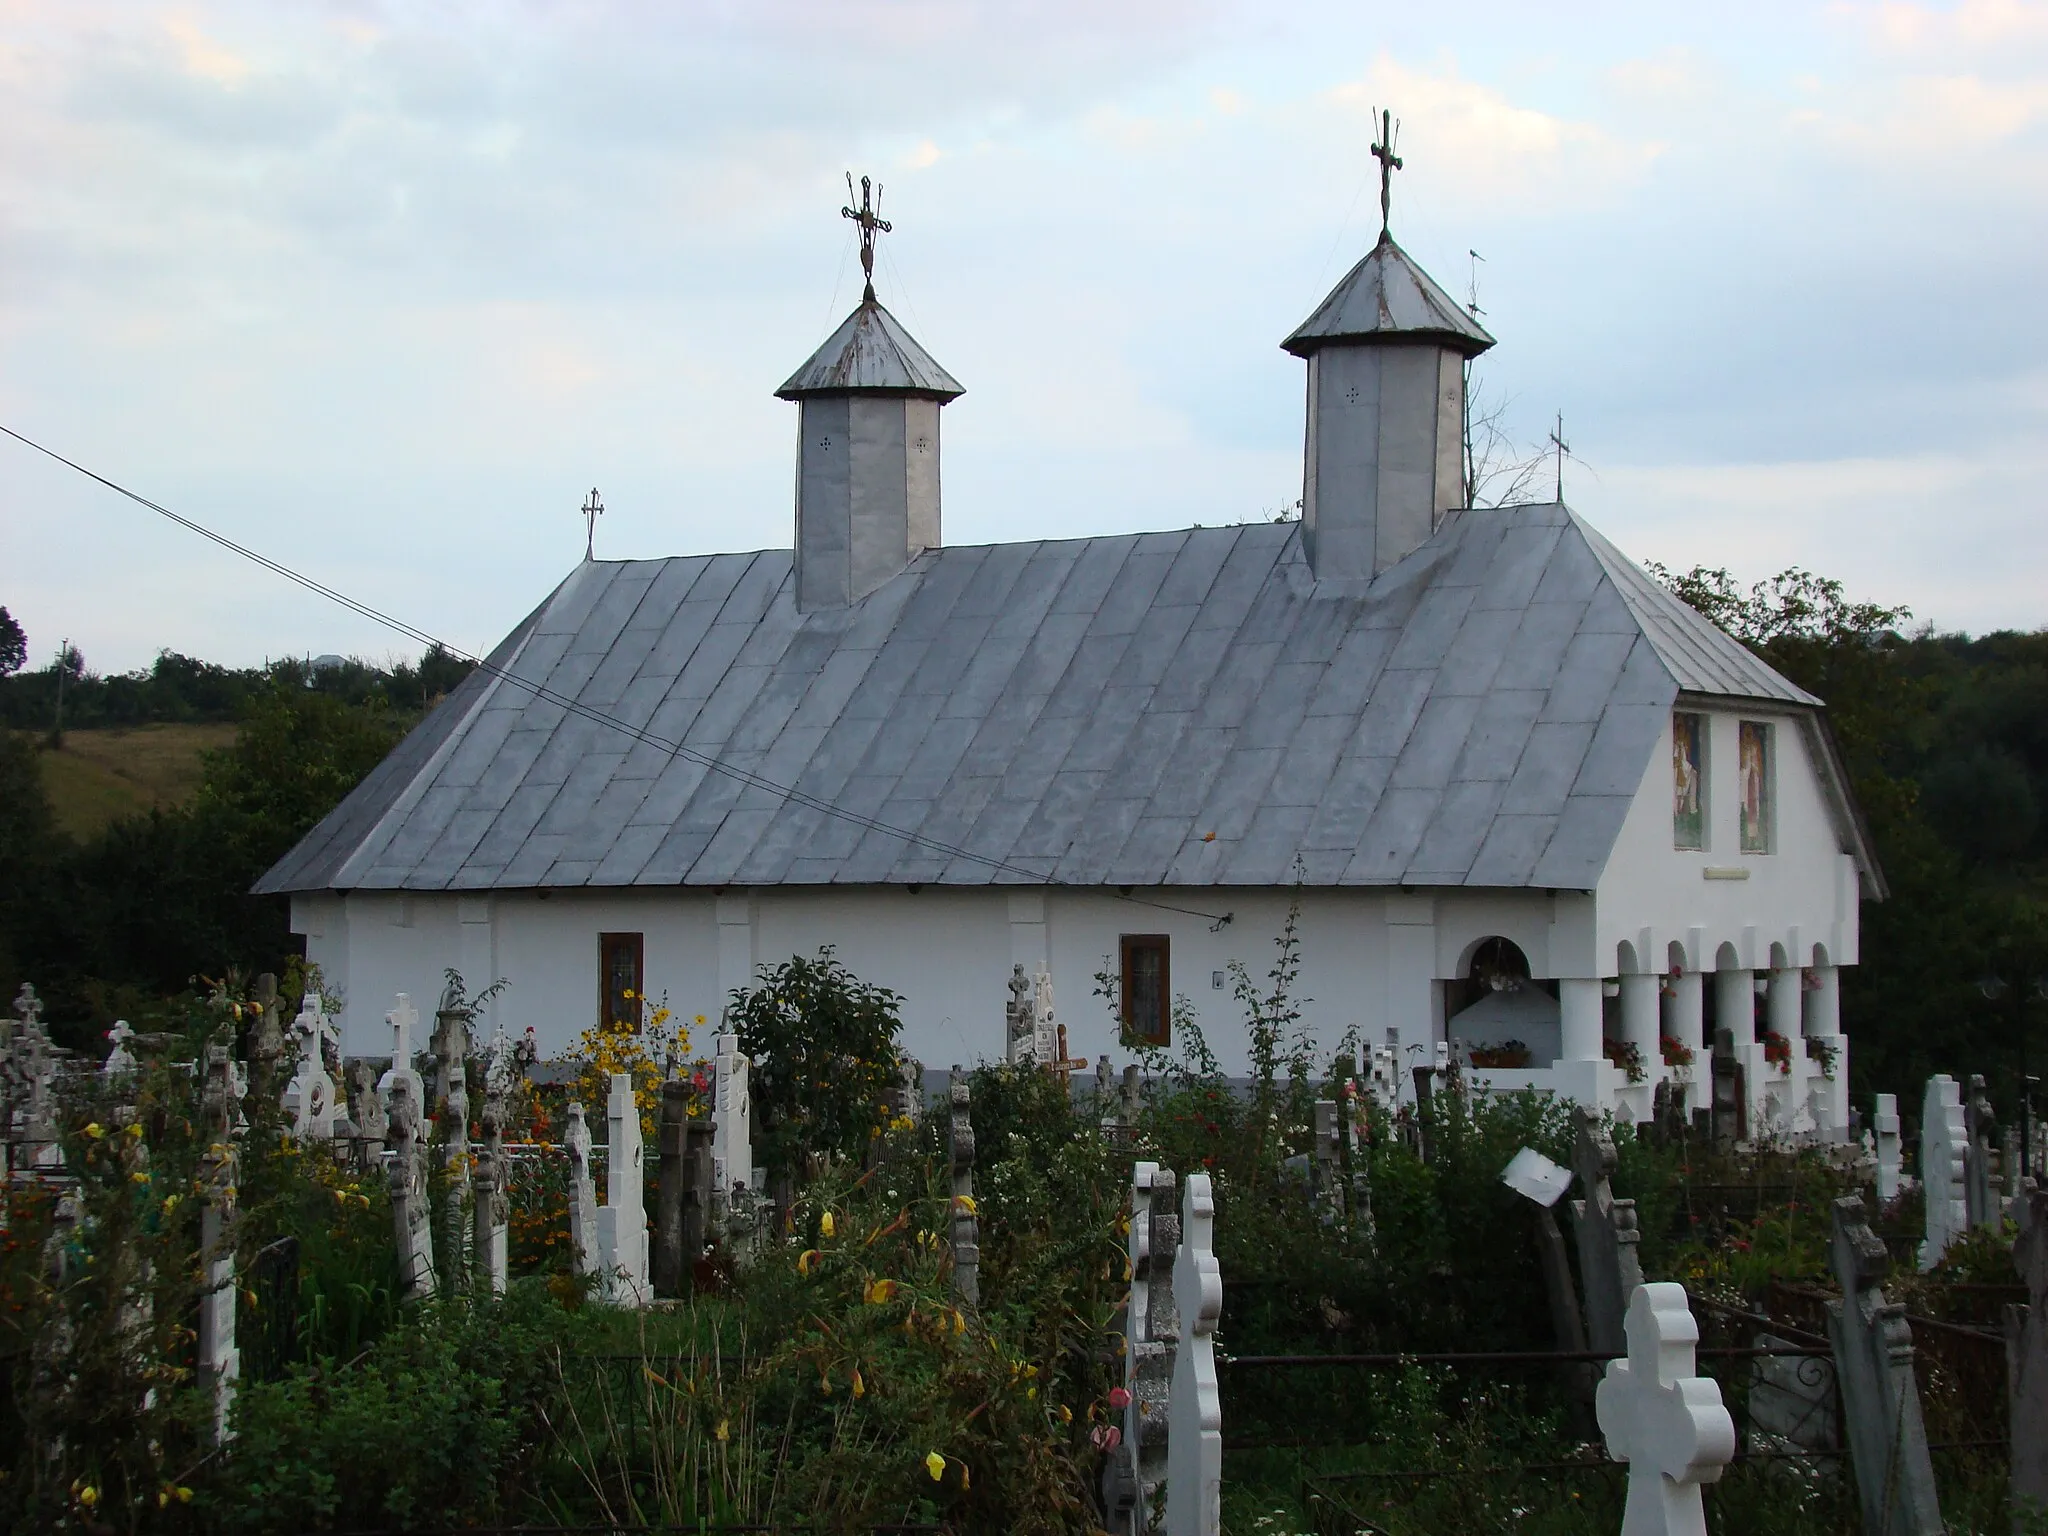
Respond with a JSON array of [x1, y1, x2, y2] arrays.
[[1165, 1171, 1222, 1536], [102, 1019, 138, 1077], [1312, 1099, 1342, 1225], [1005, 964, 1036, 1065], [1966, 1074, 1999, 1229], [1919, 1075, 1967, 1270], [385, 1076, 437, 1301], [1827, 1195, 1943, 1535], [1571, 1105, 1644, 1357], [949, 1066, 979, 1306], [472, 1083, 510, 1296], [282, 998, 338, 1142], [1033, 967, 1060, 1065], [2007, 1189, 2048, 1518], [1595, 1282, 1736, 1536], [378, 993, 426, 1121], [196, 1135, 240, 1443], [712, 1032, 753, 1227], [346, 1058, 387, 1165]]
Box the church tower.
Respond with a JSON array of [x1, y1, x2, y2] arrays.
[[1283, 114, 1494, 581], [778, 176, 964, 612]]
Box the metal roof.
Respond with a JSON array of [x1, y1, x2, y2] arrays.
[[776, 299, 965, 400], [1282, 233, 1496, 359], [257, 503, 1849, 898]]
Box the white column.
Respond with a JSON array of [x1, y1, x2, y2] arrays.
[[1560, 978, 1603, 1063], [1713, 967, 1753, 1048], [1384, 897, 1435, 1102], [457, 895, 495, 1001], [1665, 970, 1704, 1113], [1767, 967, 1804, 1137], [715, 894, 754, 1025], [1804, 965, 1847, 1142], [1619, 971, 1659, 1124]]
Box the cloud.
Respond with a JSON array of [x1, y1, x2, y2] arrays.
[[163, 15, 250, 86]]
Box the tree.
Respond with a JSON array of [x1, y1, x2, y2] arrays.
[[0, 607, 24, 677], [728, 949, 906, 1185]]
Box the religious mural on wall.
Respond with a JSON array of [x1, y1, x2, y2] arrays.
[[1671, 711, 1705, 850], [1739, 721, 1774, 853]]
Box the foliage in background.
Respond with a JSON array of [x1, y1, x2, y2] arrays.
[[730, 949, 907, 1185]]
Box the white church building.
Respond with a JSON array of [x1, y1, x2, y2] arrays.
[[258, 178, 1881, 1138]]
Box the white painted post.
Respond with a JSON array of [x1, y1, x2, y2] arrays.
[[1164, 1172, 1221, 1536], [1874, 1094, 1902, 1203], [598, 1071, 649, 1305], [1595, 1282, 1736, 1536], [1919, 1075, 1967, 1271]]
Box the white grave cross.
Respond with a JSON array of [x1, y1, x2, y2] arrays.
[[1596, 1282, 1736, 1536], [1919, 1075, 1967, 1270], [378, 993, 426, 1118], [283, 998, 338, 1141], [1165, 1171, 1222, 1536]]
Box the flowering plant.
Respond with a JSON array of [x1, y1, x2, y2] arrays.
[[1602, 1037, 1648, 1084], [1659, 1034, 1695, 1068], [1466, 1040, 1532, 1069], [1761, 1030, 1793, 1070]]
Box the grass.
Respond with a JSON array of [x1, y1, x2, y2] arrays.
[[28, 722, 237, 839]]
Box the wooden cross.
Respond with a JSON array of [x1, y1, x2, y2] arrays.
[[1372, 108, 1403, 237], [842, 172, 893, 304], [581, 487, 604, 561]]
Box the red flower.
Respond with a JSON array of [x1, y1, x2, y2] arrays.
[[1090, 1424, 1122, 1452], [1108, 1386, 1131, 1409]]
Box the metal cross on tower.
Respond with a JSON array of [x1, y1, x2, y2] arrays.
[[581, 487, 604, 561], [842, 173, 892, 304], [1548, 414, 1570, 502], [1372, 108, 1403, 238]]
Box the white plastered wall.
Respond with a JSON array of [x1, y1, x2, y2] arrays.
[[1590, 708, 1861, 979]]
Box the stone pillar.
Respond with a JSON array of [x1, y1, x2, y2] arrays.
[[1560, 978, 1603, 1064], [681, 1119, 714, 1289], [948, 1067, 979, 1307], [472, 1092, 509, 1296], [1767, 968, 1804, 1139], [386, 1078, 436, 1302], [1873, 1094, 1903, 1203], [1664, 969, 1705, 1117], [1620, 972, 1659, 1122], [1804, 965, 1848, 1141], [655, 1079, 688, 1298], [1570, 1105, 1644, 1358]]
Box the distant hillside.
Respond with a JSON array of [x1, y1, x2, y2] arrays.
[[31, 723, 237, 840]]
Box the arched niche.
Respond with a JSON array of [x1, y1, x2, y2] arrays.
[[1667, 938, 1691, 976], [1617, 939, 1642, 976], [1445, 937, 1562, 1069]]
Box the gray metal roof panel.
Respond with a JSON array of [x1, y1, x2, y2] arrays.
[[262, 500, 1850, 895], [1283, 234, 1497, 358], [776, 299, 965, 400]]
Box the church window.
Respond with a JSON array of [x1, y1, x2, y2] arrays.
[[600, 932, 645, 1030], [1672, 712, 1706, 850], [1120, 934, 1170, 1047], [1739, 722, 1774, 853]]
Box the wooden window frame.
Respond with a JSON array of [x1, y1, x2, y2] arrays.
[[1120, 933, 1171, 1048], [599, 931, 645, 1031]]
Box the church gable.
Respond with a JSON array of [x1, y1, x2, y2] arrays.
[[259, 500, 1832, 899]]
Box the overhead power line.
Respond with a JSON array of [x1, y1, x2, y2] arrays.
[[0, 423, 1235, 928]]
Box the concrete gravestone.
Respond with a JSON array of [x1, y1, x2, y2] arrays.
[[1873, 1092, 1903, 1203], [564, 1101, 601, 1279], [1104, 1161, 1179, 1535], [1570, 1105, 1644, 1357], [472, 1075, 510, 1295], [102, 1019, 138, 1077], [2007, 1189, 2048, 1521], [1919, 1074, 1967, 1270], [386, 1077, 437, 1301], [1827, 1195, 1942, 1535], [597, 1071, 649, 1305], [282, 997, 338, 1142], [712, 1032, 753, 1210], [949, 1067, 979, 1306], [197, 1040, 243, 1441], [1965, 1074, 1999, 1230], [1164, 1172, 1221, 1536], [1595, 1282, 1736, 1536], [378, 994, 427, 1122]]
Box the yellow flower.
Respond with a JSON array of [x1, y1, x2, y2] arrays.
[[84, 1123, 106, 1141], [925, 1450, 945, 1482], [950, 1309, 966, 1335], [130, 1171, 150, 1186], [1058, 1403, 1073, 1423], [864, 1278, 899, 1305], [952, 1194, 977, 1216], [715, 1418, 730, 1442], [797, 1249, 822, 1276], [125, 1121, 143, 1139], [695, 1014, 707, 1025], [819, 1211, 835, 1239], [960, 1463, 971, 1491], [851, 1367, 865, 1399], [78, 1486, 99, 1509]]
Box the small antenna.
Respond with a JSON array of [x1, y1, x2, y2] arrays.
[[1547, 413, 1571, 503], [581, 487, 605, 561], [1467, 250, 1487, 319]]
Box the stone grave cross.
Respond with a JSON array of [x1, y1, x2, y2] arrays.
[[597, 1071, 649, 1305], [564, 1101, 600, 1279], [386, 1076, 437, 1301], [1965, 1073, 1999, 1229], [1595, 1282, 1736, 1536], [1873, 1092, 1902, 1203], [1005, 964, 1037, 1066], [1919, 1075, 1967, 1270], [102, 1019, 138, 1076], [1827, 1195, 1942, 1535], [283, 997, 338, 1142], [949, 1067, 979, 1306], [1165, 1171, 1222, 1536], [1571, 1105, 1644, 1357], [379, 993, 426, 1117]]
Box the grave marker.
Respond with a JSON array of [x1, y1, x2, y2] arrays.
[[1827, 1195, 1942, 1535], [1595, 1282, 1736, 1536], [949, 1066, 979, 1306], [386, 1076, 436, 1301], [564, 1101, 600, 1279], [1165, 1171, 1221, 1536], [1570, 1105, 1644, 1357], [1966, 1074, 1999, 1229], [2008, 1189, 2047, 1520], [346, 1059, 387, 1164], [655, 1078, 689, 1297], [472, 1069, 510, 1295], [197, 1043, 242, 1442], [1873, 1092, 1902, 1203], [378, 994, 426, 1120], [102, 1019, 137, 1077], [712, 1031, 753, 1217], [597, 1071, 649, 1305], [282, 998, 338, 1142], [1919, 1075, 1967, 1270]]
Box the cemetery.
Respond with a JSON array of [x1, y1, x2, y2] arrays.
[[2, 906, 2042, 1535]]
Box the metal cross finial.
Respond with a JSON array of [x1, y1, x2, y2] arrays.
[[1548, 413, 1570, 502], [842, 173, 892, 304], [1371, 108, 1403, 238], [581, 487, 604, 561]]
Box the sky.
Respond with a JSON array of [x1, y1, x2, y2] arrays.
[[3, 0, 2046, 675]]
